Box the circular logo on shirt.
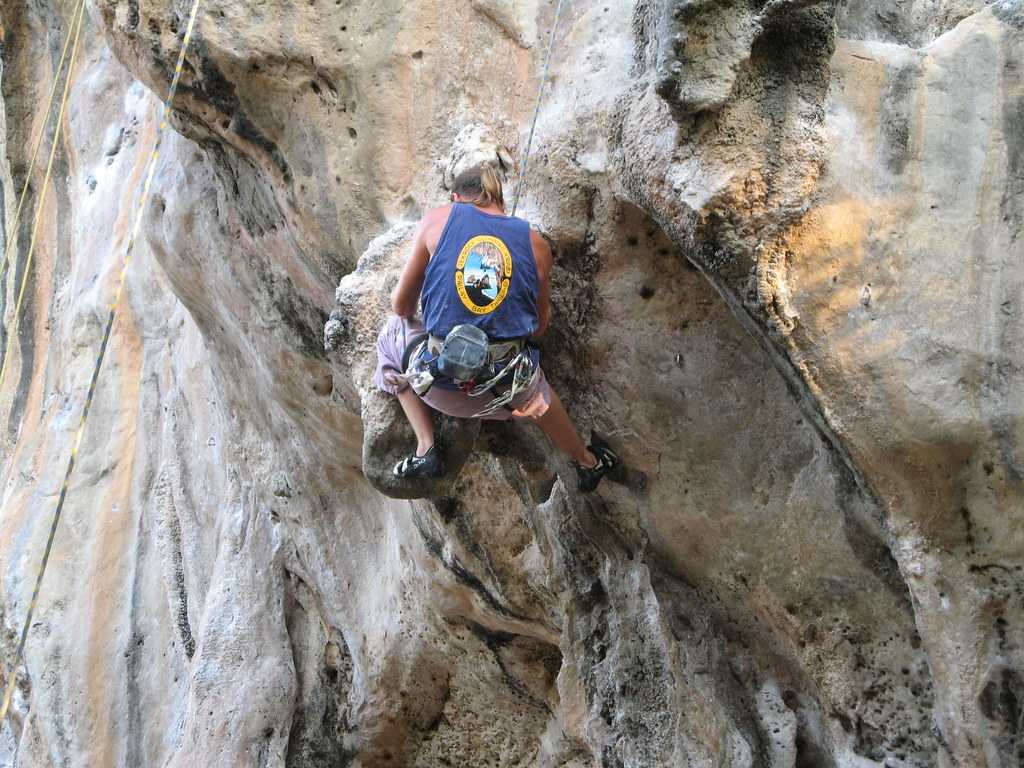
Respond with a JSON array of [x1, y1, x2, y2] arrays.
[[455, 235, 513, 315]]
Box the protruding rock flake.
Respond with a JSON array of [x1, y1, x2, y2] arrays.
[[0, 1, 1020, 767]]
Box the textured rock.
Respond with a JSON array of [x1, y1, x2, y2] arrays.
[[0, 0, 1021, 767]]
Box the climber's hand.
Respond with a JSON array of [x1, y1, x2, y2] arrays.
[[512, 391, 549, 420]]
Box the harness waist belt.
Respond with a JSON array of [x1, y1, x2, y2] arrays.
[[427, 334, 525, 363]]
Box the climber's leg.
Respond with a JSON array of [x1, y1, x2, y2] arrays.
[[396, 386, 435, 456], [532, 388, 595, 467], [374, 317, 615, 488], [374, 315, 443, 478], [523, 386, 620, 492]]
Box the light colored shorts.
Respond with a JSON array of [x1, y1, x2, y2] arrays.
[[373, 315, 552, 421]]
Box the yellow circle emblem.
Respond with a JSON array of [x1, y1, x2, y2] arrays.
[[455, 235, 514, 315]]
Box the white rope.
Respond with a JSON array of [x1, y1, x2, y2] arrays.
[[510, 0, 566, 217]]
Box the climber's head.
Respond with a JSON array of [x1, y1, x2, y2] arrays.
[[451, 165, 505, 210]]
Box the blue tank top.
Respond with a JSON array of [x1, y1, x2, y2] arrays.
[[421, 204, 539, 340]]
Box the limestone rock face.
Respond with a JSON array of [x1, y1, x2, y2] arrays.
[[0, 1, 1021, 767]]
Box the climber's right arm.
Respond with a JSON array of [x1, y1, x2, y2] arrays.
[[391, 207, 447, 317], [530, 230, 552, 340]]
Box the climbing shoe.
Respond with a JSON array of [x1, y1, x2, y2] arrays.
[[392, 445, 444, 480], [573, 433, 619, 493]]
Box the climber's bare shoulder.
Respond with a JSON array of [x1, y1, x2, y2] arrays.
[[419, 205, 454, 256], [529, 228, 552, 280]]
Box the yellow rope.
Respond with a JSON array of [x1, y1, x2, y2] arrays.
[[0, 0, 203, 724], [0, 0, 88, 284], [0, 0, 87, 396]]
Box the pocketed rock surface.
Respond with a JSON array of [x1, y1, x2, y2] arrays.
[[0, 1, 1021, 766]]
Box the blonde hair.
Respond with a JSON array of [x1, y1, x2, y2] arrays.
[[452, 165, 505, 209]]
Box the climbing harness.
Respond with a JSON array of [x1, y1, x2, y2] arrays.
[[465, 347, 539, 418], [510, 0, 566, 217], [0, 0, 89, 395], [426, 332, 525, 365], [0, 0, 204, 725], [433, 323, 490, 383], [400, 324, 539, 418]]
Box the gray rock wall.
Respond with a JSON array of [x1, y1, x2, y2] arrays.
[[0, 1, 1020, 766]]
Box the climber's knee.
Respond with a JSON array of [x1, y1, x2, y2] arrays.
[[373, 315, 427, 396]]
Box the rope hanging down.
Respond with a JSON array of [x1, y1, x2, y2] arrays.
[[0, 0, 88, 394], [0, 0, 88, 285], [0, 0, 203, 724], [510, 0, 566, 217]]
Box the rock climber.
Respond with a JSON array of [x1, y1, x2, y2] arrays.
[[373, 164, 619, 492]]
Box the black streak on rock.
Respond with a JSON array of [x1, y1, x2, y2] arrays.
[[412, 508, 533, 625], [190, 43, 292, 183], [127, 0, 140, 30]]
